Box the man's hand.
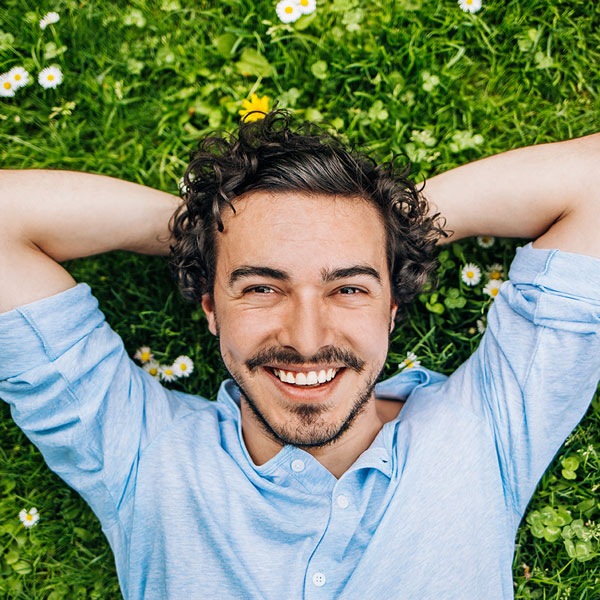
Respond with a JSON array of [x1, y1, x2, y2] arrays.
[[0, 170, 181, 313], [423, 132, 600, 258]]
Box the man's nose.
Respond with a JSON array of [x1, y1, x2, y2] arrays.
[[277, 295, 332, 358]]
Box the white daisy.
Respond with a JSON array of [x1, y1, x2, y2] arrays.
[[483, 279, 503, 299], [178, 177, 188, 195], [461, 263, 482, 286], [476, 235, 495, 248], [19, 507, 39, 528], [458, 0, 482, 13], [38, 66, 63, 89], [296, 0, 316, 15], [476, 319, 486, 334], [159, 364, 179, 382], [0, 74, 16, 97], [142, 359, 161, 379], [134, 346, 154, 363], [8, 67, 30, 89], [398, 351, 421, 370], [276, 0, 302, 23], [172, 355, 194, 378], [486, 263, 504, 280], [40, 11, 60, 30]]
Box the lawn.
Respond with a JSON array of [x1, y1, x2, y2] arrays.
[[1, 0, 599, 598]]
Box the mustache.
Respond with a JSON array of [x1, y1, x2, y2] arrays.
[[245, 346, 366, 374]]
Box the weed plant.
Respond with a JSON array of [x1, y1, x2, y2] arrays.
[[0, 0, 599, 598]]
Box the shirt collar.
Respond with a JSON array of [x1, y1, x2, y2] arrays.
[[215, 367, 446, 485]]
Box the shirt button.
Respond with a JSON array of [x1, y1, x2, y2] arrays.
[[291, 459, 305, 472], [336, 494, 349, 509], [312, 572, 326, 587]]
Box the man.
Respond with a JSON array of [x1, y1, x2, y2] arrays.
[[1, 110, 599, 599]]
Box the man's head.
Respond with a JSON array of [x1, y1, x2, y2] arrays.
[[167, 110, 444, 452]]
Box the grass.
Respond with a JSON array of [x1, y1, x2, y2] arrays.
[[1, 0, 599, 597]]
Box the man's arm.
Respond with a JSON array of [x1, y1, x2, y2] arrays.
[[0, 170, 181, 313], [423, 132, 600, 258]]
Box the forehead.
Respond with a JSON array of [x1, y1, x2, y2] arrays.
[[216, 191, 388, 277]]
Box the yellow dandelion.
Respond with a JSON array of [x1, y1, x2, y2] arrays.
[[239, 93, 270, 122]]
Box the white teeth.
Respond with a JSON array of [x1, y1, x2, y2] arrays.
[[273, 368, 340, 386]]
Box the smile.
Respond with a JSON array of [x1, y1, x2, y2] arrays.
[[270, 367, 341, 386]]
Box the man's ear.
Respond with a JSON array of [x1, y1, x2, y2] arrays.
[[201, 293, 218, 336], [390, 302, 398, 333]]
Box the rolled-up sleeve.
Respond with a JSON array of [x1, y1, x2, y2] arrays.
[[0, 283, 190, 530], [444, 243, 600, 518]]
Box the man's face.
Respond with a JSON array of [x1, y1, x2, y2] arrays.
[[201, 191, 397, 451]]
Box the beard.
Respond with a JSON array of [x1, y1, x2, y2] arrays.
[[237, 366, 384, 450], [222, 342, 388, 450]]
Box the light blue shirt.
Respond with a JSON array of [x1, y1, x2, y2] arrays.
[[1, 243, 599, 599]]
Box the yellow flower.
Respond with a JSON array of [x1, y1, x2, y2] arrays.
[[239, 93, 270, 122]]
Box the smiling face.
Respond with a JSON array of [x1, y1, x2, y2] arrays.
[[201, 191, 397, 457]]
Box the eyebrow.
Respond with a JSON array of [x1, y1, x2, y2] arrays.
[[228, 264, 382, 287]]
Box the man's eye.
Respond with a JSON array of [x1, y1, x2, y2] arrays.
[[338, 287, 363, 295], [247, 286, 274, 294]]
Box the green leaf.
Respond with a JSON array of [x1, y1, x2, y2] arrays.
[[4, 549, 19, 565], [526, 510, 543, 527], [330, 0, 351, 12], [540, 506, 559, 526], [573, 541, 595, 562], [12, 560, 31, 575], [235, 48, 274, 78], [529, 520, 546, 538], [542, 525, 561, 542], [425, 301, 445, 315], [555, 506, 572, 527], [123, 8, 146, 27], [561, 456, 579, 471], [156, 47, 176, 67], [126, 58, 144, 75], [565, 538, 595, 562], [311, 60, 328, 80], [575, 499, 596, 515], [73, 527, 94, 542], [367, 100, 388, 122], [330, 117, 344, 130], [0, 31, 15, 51], [295, 11, 317, 31], [570, 519, 586, 540], [444, 296, 466, 309], [534, 51, 554, 69], [278, 87, 301, 108], [213, 33, 237, 58], [304, 108, 323, 122], [161, 0, 181, 9], [44, 42, 68, 60], [343, 8, 364, 32]]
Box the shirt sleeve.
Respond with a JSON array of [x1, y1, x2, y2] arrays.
[[443, 243, 600, 518], [0, 283, 200, 530]]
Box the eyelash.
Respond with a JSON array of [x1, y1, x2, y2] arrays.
[[244, 286, 365, 295]]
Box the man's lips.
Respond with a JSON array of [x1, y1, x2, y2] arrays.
[[262, 366, 346, 400]]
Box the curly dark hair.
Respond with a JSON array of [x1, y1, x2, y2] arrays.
[[167, 109, 446, 319]]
